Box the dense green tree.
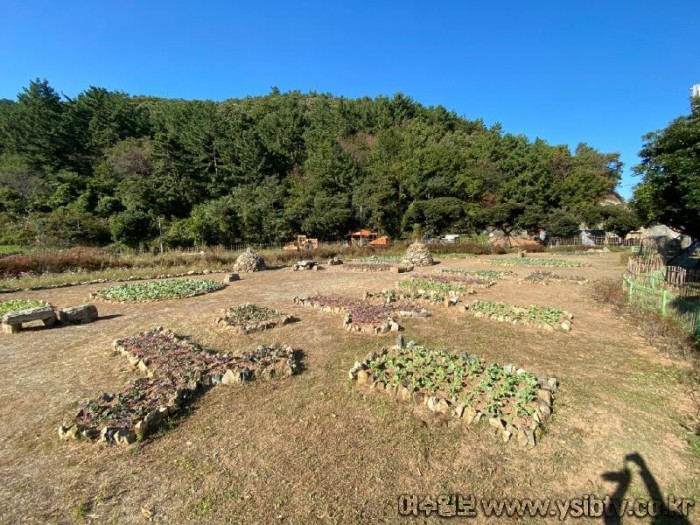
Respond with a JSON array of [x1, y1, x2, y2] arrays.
[[600, 206, 641, 238], [110, 209, 153, 247], [0, 80, 628, 247], [546, 210, 581, 238], [183, 196, 240, 246], [632, 104, 700, 239], [3, 79, 69, 171]]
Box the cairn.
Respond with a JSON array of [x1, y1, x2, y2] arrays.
[[402, 243, 434, 267], [233, 249, 266, 273]]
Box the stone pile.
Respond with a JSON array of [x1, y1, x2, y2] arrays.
[[233, 249, 266, 273], [402, 243, 434, 267]]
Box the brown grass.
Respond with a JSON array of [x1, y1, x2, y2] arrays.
[[0, 253, 698, 523]]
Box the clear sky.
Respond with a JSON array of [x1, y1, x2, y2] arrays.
[[1, 0, 697, 198]]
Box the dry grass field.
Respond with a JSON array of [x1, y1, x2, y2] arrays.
[[0, 252, 698, 524]]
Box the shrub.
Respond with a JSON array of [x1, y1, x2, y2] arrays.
[[0, 247, 118, 277]]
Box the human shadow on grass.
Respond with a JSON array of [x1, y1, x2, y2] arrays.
[[601, 452, 692, 524]]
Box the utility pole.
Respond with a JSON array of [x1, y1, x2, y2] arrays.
[[157, 217, 163, 254]]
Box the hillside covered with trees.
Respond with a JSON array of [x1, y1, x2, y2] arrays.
[[0, 80, 625, 249]]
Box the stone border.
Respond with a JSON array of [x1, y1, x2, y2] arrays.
[[364, 290, 460, 308], [464, 301, 574, 332], [59, 328, 298, 445], [215, 305, 294, 335], [519, 271, 588, 286], [343, 263, 414, 273], [293, 295, 403, 334], [89, 279, 226, 304], [0, 268, 223, 293], [343, 263, 393, 272], [348, 342, 558, 447]]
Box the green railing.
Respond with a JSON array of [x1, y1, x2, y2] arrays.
[[623, 274, 700, 339]]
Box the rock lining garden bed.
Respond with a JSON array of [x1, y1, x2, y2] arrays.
[[343, 262, 413, 273], [488, 257, 589, 268], [215, 303, 294, 334], [436, 268, 513, 280], [348, 340, 557, 446], [293, 294, 429, 334], [465, 300, 573, 332], [384, 276, 495, 306], [0, 268, 223, 293], [59, 327, 299, 445], [90, 278, 226, 302], [521, 271, 588, 285]]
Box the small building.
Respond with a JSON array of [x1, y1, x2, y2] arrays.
[[368, 236, 391, 247], [350, 229, 378, 246]]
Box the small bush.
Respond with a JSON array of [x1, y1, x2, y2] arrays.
[[0, 247, 118, 277]]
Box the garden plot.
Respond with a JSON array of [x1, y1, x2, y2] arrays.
[[91, 278, 225, 302], [488, 257, 589, 268], [395, 275, 494, 304], [293, 294, 429, 334], [348, 341, 557, 447], [343, 262, 412, 273], [0, 299, 49, 316], [465, 300, 573, 332], [433, 253, 478, 260], [343, 262, 393, 272], [435, 268, 513, 280], [215, 303, 294, 334], [522, 270, 588, 285], [59, 327, 299, 445], [350, 255, 403, 264]]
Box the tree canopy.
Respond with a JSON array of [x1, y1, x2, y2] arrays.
[[632, 99, 700, 239], [0, 79, 624, 248]]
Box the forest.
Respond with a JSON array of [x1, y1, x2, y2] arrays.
[[0, 80, 628, 249]]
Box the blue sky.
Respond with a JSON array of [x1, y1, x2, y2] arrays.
[[1, 0, 697, 198]]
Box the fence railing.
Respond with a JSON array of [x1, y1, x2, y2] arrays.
[[623, 254, 700, 338], [549, 235, 642, 247]]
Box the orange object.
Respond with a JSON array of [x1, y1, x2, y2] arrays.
[[368, 236, 390, 246]]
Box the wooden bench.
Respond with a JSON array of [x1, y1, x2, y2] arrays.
[[2, 306, 57, 333]]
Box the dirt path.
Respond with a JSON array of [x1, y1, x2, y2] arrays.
[[0, 253, 697, 524]]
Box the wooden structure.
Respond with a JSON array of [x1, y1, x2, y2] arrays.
[[350, 229, 378, 246]]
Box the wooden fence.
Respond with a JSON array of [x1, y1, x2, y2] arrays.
[[624, 252, 700, 337]]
